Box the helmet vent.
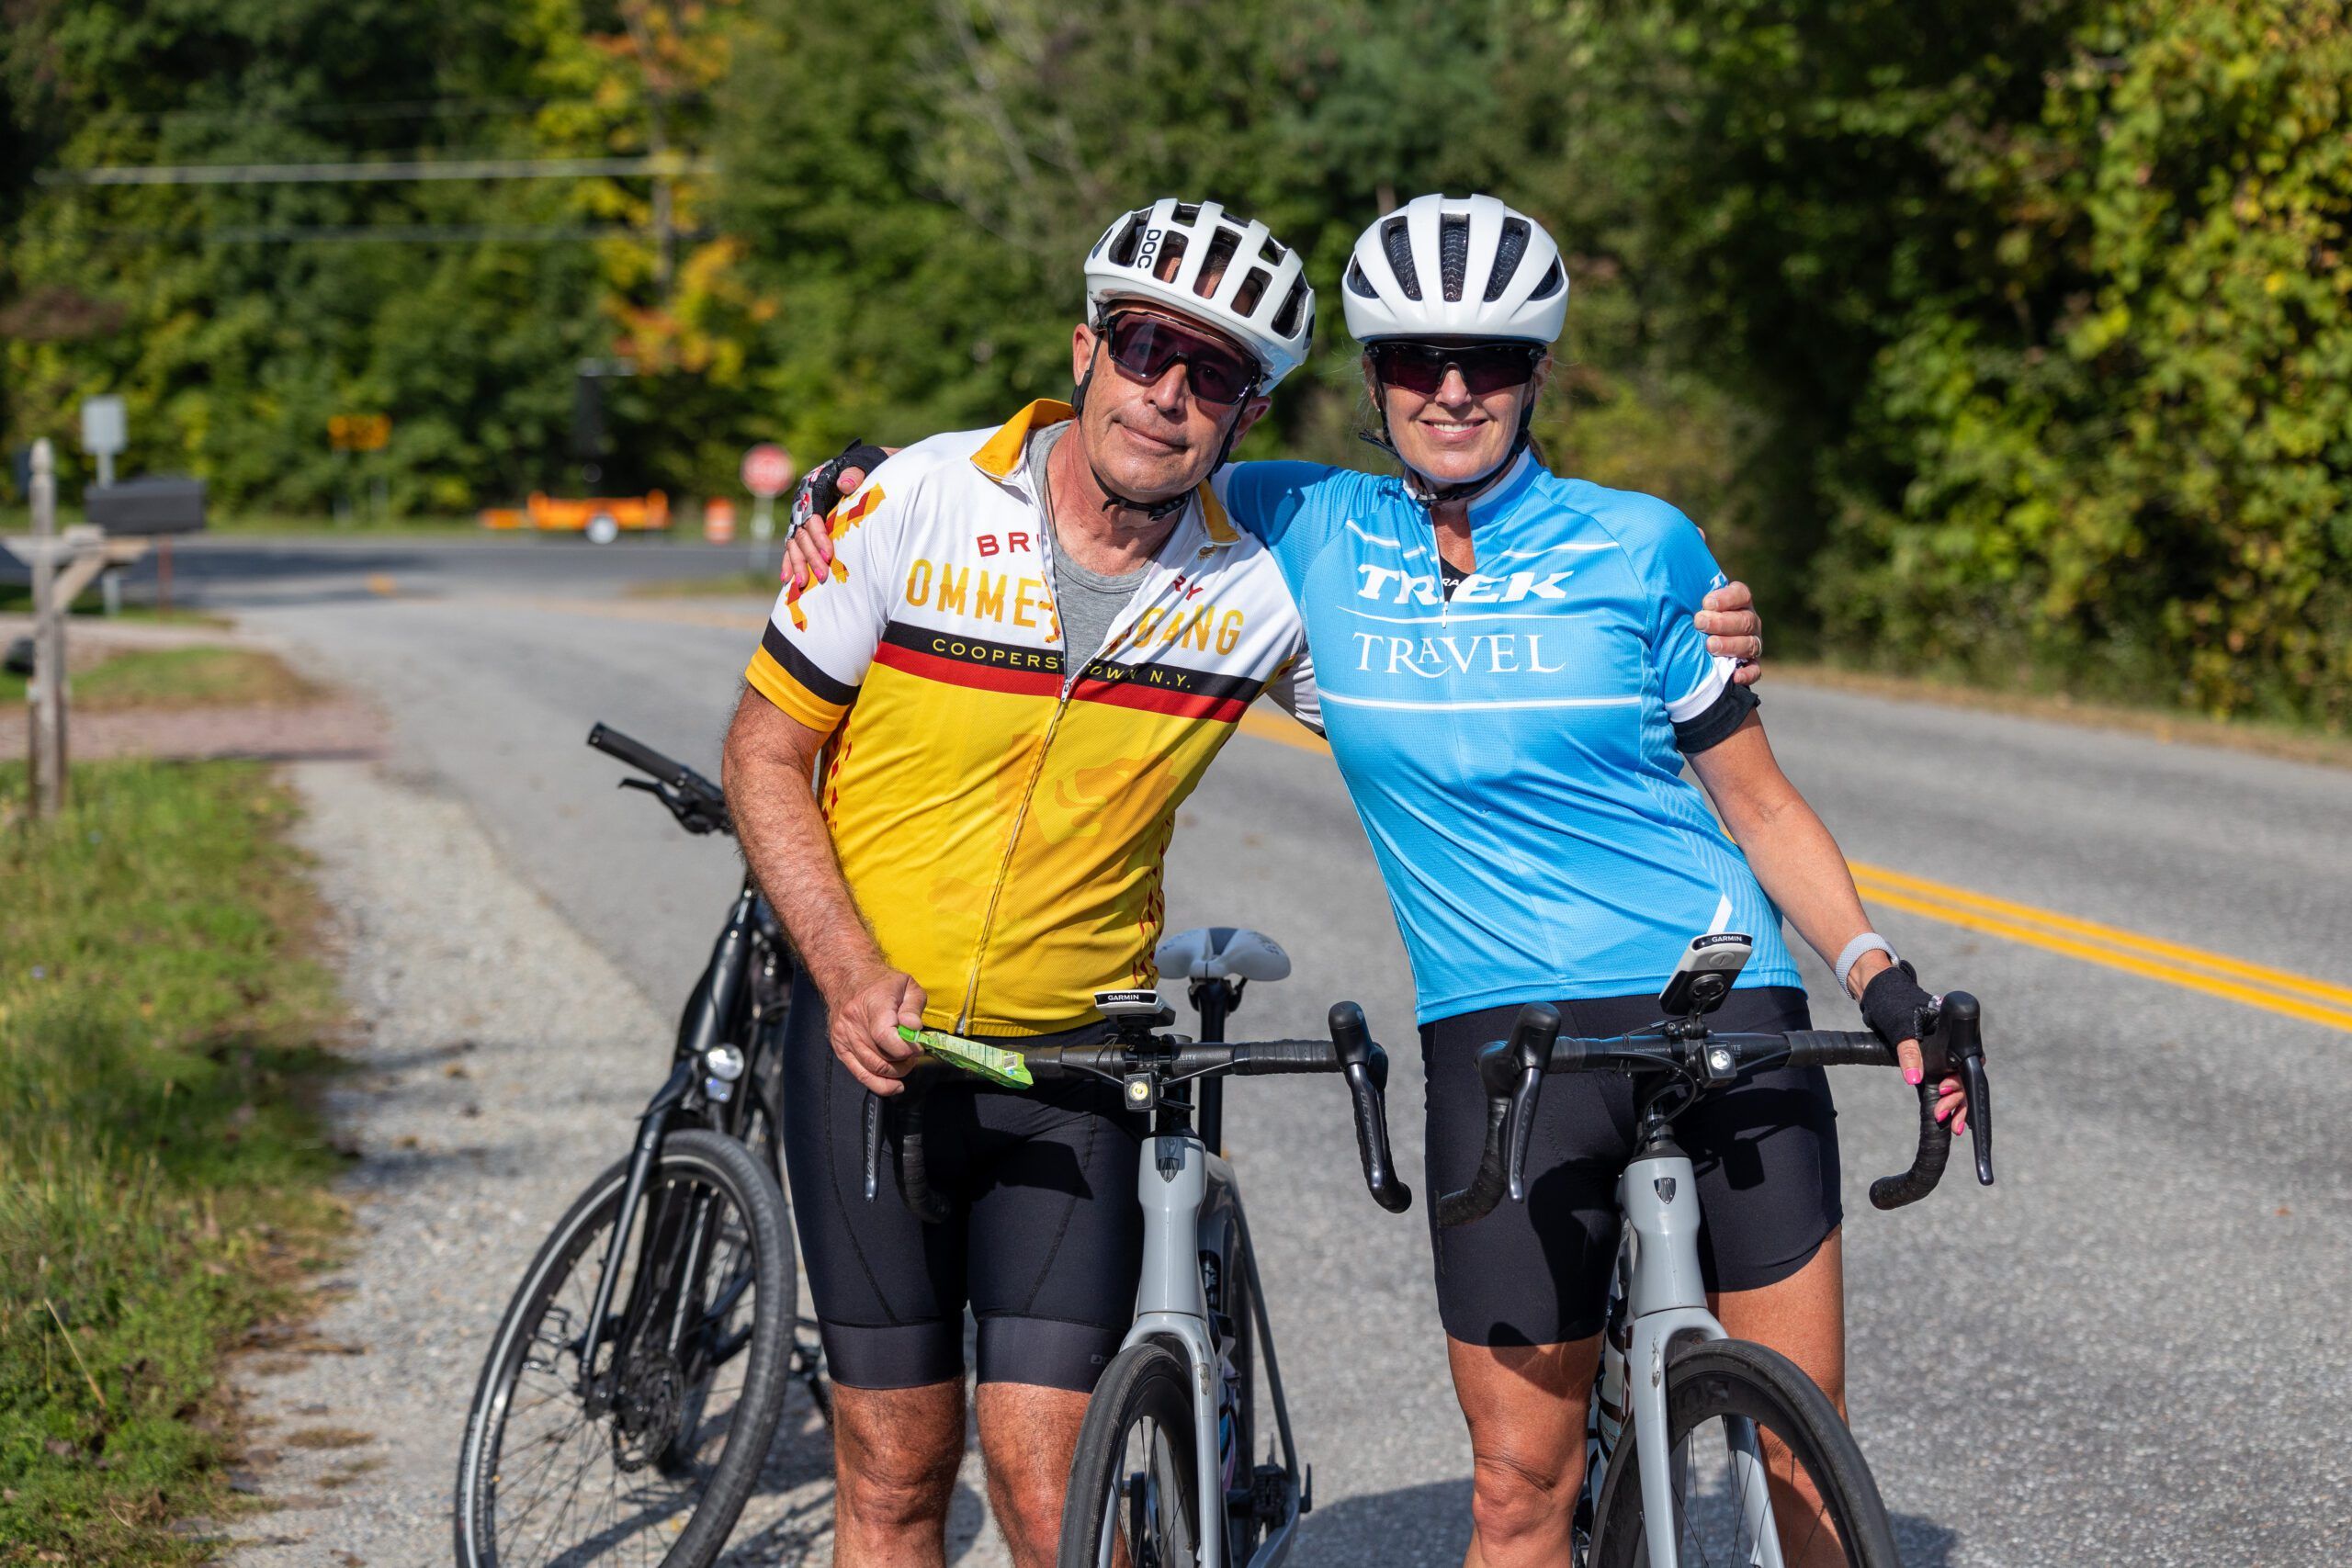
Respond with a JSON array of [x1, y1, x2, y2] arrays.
[[1486, 219, 1532, 301], [1344, 258, 1376, 298], [1528, 258, 1566, 301], [1106, 213, 1146, 268], [1439, 214, 1471, 302], [1173, 201, 1202, 226], [1233, 265, 1272, 315], [1195, 227, 1240, 297], [1380, 217, 1421, 300], [1151, 231, 1189, 284], [1272, 277, 1309, 337]]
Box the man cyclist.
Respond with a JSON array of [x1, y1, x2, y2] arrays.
[[725, 197, 1763, 1567]]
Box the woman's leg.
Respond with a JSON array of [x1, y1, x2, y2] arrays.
[[1446, 1334, 1602, 1568], [1710, 1227, 1849, 1568]]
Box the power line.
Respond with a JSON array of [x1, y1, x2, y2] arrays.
[[39, 153, 715, 188], [91, 222, 654, 245]]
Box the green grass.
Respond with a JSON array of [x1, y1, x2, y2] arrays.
[[0, 647, 322, 714], [0, 760, 345, 1563]]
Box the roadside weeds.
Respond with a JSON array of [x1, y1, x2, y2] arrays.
[[0, 760, 350, 1565]]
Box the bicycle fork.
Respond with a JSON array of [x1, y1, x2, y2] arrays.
[[575, 1057, 701, 1413], [1595, 1149, 1787, 1568]]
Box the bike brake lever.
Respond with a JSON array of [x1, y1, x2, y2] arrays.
[[1962, 1054, 1994, 1186], [861, 1091, 882, 1202], [1501, 1003, 1561, 1204]]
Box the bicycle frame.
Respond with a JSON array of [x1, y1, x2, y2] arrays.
[[1124, 1128, 1305, 1568], [575, 878, 782, 1404], [1587, 1139, 1788, 1568]]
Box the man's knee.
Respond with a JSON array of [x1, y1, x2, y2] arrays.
[[835, 1382, 965, 1529], [1470, 1442, 1584, 1546]]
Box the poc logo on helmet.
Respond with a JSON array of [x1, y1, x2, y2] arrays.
[[1131, 227, 1165, 273]]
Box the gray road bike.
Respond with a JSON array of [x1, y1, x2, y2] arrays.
[[868, 927, 1412, 1568], [1437, 942, 1996, 1568]]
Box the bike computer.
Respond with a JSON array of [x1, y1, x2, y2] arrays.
[[1657, 932, 1754, 1017]]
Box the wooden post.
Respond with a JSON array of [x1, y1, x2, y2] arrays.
[[27, 437, 67, 817]]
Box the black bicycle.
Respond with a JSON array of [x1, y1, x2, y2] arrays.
[[454, 725, 828, 1568]]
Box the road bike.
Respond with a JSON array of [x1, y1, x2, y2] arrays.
[[1436, 935, 1996, 1568], [866, 925, 1411, 1568], [453, 725, 830, 1568]]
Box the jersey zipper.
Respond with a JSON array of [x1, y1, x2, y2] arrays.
[[951, 468, 1193, 1032]]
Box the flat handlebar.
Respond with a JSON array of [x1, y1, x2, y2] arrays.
[[1435, 992, 1995, 1228], [870, 1001, 1413, 1223], [587, 723, 731, 835]]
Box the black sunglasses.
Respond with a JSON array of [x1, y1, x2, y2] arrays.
[[1101, 313, 1259, 408], [1366, 341, 1544, 398]]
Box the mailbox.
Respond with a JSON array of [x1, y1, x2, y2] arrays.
[[84, 477, 207, 536]]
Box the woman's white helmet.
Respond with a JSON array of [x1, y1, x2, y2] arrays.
[[1341, 193, 1567, 344], [1083, 198, 1316, 389]]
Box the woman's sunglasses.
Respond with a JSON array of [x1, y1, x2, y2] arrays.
[[1367, 341, 1545, 398], [1101, 313, 1259, 408]]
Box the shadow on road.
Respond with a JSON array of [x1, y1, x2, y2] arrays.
[[1299, 1478, 1958, 1567]]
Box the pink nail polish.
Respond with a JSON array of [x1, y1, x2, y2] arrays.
[[1905, 1067, 1923, 1086]]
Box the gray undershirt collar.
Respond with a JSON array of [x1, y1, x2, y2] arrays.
[[1026, 422, 1151, 665]]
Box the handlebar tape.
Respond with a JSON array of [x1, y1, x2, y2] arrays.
[[1867, 1078, 1955, 1211]]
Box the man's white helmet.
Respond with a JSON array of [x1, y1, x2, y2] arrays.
[[1341, 193, 1567, 344], [1084, 199, 1316, 389]]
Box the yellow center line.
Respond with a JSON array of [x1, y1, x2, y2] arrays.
[[1232, 706, 2352, 1032], [1849, 861, 2352, 1011]]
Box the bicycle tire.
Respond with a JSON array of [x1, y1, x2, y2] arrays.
[[1592, 1337, 1898, 1568], [1220, 1262, 1261, 1564], [1057, 1340, 1204, 1568], [454, 1129, 795, 1568]]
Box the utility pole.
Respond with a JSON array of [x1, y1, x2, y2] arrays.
[[27, 438, 66, 817]]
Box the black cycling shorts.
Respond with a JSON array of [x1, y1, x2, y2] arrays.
[[1421, 986, 1841, 1348], [781, 973, 1144, 1393]]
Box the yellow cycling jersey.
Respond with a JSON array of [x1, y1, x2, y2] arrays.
[[744, 400, 1319, 1036]]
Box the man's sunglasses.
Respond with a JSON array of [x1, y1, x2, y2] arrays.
[[1366, 341, 1545, 398], [1101, 313, 1259, 408]]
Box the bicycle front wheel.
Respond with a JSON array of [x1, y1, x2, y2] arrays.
[[454, 1129, 793, 1568], [1593, 1337, 1898, 1568], [1057, 1340, 1204, 1568]]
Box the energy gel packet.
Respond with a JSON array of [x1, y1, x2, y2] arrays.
[[898, 1025, 1035, 1089]]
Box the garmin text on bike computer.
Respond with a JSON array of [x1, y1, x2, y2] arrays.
[[1657, 931, 1755, 1017]]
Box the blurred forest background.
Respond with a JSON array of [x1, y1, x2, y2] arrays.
[[2, 0, 2346, 725]]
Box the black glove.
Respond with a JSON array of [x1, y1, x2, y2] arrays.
[[790, 438, 891, 537], [1860, 960, 1938, 1052]]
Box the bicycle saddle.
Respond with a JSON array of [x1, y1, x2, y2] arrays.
[[1156, 927, 1292, 984]]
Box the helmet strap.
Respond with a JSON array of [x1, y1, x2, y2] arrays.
[[1068, 348, 1258, 525]]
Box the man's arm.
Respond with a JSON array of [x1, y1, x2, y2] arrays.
[[723, 688, 923, 1096]]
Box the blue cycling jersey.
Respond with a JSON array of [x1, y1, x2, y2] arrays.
[[1215, 452, 1803, 1024]]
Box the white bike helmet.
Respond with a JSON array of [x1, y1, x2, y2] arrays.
[[1341, 193, 1567, 344], [1084, 198, 1316, 389]]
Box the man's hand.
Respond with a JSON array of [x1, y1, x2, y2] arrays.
[[829, 964, 928, 1096], [1697, 579, 1764, 687]]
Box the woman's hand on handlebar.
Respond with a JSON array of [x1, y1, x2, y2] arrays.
[[1858, 957, 1972, 1138], [829, 964, 927, 1096]]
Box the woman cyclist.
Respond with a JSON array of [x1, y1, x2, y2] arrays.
[[786, 194, 1971, 1566]]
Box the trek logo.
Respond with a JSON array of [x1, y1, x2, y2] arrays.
[[1355, 564, 1574, 605]]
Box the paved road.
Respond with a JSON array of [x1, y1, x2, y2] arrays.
[[208, 537, 2348, 1565]]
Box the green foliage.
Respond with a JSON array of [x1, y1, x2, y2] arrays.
[[0, 760, 344, 1561], [5, 0, 2344, 721], [1636, 0, 2351, 723], [1828, 0, 2352, 723]]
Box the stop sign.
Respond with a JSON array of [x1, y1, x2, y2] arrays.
[[741, 443, 797, 498]]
